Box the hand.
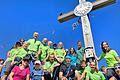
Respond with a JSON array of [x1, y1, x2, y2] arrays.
[[11, 61, 14, 65], [13, 54, 17, 58], [35, 54, 39, 59], [62, 77, 67, 80], [48, 68, 53, 73], [7, 52, 11, 57], [43, 60, 46, 64]]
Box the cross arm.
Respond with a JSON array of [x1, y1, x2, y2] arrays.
[[58, 0, 116, 23]]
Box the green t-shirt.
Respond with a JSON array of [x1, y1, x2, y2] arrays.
[[76, 47, 85, 64], [84, 65, 91, 73], [77, 65, 91, 80], [79, 68, 84, 75], [47, 48, 55, 55], [16, 48, 27, 58], [8, 48, 27, 61], [8, 48, 17, 61], [78, 65, 91, 74], [55, 48, 66, 61], [43, 61, 57, 71], [99, 50, 118, 68], [27, 39, 41, 54], [39, 44, 49, 61], [86, 71, 105, 80]]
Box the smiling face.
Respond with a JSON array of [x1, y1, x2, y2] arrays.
[[22, 59, 29, 67], [33, 32, 39, 39], [42, 38, 48, 45], [90, 62, 96, 71], [101, 41, 110, 52], [80, 61, 86, 69], [77, 41, 82, 49], [115, 64, 120, 77], [34, 60, 41, 69], [70, 48, 74, 54], [22, 42, 28, 49], [58, 42, 63, 48], [66, 58, 71, 65], [49, 55, 55, 62], [102, 42, 109, 49], [115, 69, 120, 76], [48, 41, 52, 47], [35, 63, 40, 69], [101, 66, 107, 74]]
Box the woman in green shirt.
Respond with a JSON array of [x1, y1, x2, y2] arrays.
[[97, 41, 120, 68], [96, 41, 120, 79]]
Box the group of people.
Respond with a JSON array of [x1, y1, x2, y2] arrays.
[[0, 32, 120, 80]]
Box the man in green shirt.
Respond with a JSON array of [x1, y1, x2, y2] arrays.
[[27, 32, 42, 60], [55, 42, 66, 63], [76, 40, 85, 65], [86, 62, 106, 80], [45, 41, 56, 61], [47, 41, 54, 55], [38, 38, 49, 62], [75, 60, 91, 80], [43, 54, 60, 80]]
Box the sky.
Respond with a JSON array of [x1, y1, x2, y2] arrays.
[[0, 0, 120, 68]]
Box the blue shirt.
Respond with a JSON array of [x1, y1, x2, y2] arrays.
[[30, 68, 44, 80], [69, 55, 77, 66]]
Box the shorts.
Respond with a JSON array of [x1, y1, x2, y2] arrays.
[[4, 61, 14, 74], [107, 68, 115, 79]]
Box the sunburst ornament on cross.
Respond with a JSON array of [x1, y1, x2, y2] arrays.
[[74, 0, 93, 16]]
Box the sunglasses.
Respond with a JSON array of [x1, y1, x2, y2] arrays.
[[115, 66, 120, 70], [23, 59, 29, 62], [35, 63, 40, 65]]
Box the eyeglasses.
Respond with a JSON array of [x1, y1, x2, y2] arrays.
[[115, 66, 120, 70]]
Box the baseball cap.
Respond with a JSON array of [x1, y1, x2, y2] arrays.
[[34, 60, 41, 65], [53, 43, 57, 46], [65, 56, 71, 59]]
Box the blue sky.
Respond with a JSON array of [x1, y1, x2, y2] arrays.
[[0, 0, 120, 68]]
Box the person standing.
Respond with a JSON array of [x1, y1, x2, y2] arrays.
[[76, 40, 85, 65], [55, 42, 66, 64], [27, 32, 42, 60], [38, 38, 49, 63]]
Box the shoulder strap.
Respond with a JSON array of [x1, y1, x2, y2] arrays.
[[65, 65, 71, 77]]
